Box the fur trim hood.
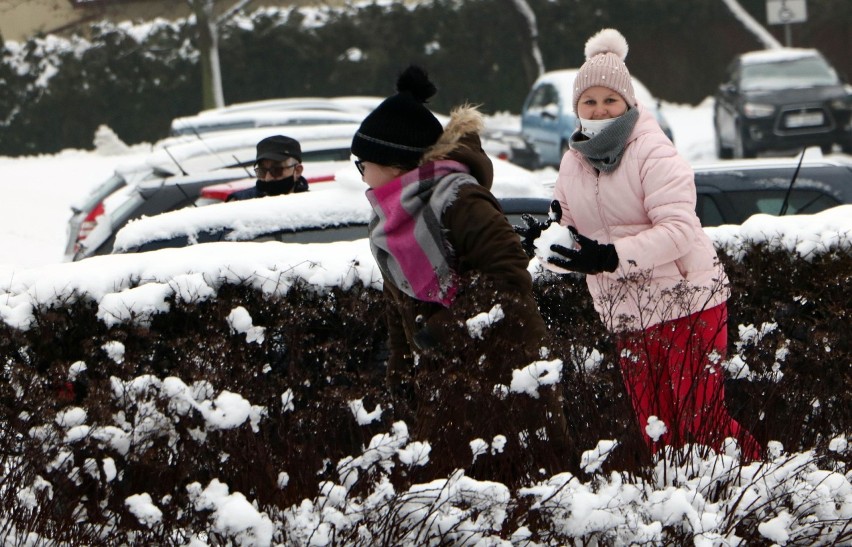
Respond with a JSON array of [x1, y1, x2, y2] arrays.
[[422, 105, 494, 190]]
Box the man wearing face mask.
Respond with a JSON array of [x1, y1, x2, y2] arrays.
[[227, 135, 309, 201]]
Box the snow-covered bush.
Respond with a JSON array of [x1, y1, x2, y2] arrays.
[[0, 242, 850, 544]]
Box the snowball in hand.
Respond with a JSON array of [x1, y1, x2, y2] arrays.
[[534, 223, 580, 274]]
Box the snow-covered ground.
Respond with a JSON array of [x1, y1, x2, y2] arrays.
[[0, 100, 720, 268]]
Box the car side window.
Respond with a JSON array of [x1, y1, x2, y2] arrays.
[[271, 225, 368, 244], [728, 61, 743, 88], [728, 189, 840, 221], [528, 84, 558, 110], [755, 190, 840, 216], [696, 195, 725, 227]]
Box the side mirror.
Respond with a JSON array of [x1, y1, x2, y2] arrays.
[[542, 103, 559, 120]]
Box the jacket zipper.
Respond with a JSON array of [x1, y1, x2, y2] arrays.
[[593, 172, 613, 242]]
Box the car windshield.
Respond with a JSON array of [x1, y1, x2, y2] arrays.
[[741, 57, 838, 90]]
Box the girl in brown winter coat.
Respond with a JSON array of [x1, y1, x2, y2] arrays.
[[351, 66, 569, 483]]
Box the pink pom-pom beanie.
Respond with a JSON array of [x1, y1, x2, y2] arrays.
[[572, 28, 637, 114]]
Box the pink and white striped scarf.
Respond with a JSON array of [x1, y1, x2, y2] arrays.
[[366, 160, 477, 307]]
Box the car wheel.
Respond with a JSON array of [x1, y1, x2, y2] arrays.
[[714, 125, 733, 159], [734, 125, 756, 159]]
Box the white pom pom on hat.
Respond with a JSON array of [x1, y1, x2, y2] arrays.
[[584, 28, 629, 61], [573, 28, 637, 114]]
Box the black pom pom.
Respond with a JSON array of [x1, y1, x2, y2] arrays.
[[396, 65, 437, 103]]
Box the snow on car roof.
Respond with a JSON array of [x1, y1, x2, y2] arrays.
[[192, 96, 383, 118], [132, 124, 360, 175], [169, 109, 367, 136], [739, 48, 821, 65], [114, 182, 370, 252], [104, 124, 358, 177]]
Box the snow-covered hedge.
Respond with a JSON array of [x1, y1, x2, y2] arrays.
[[1, 217, 850, 544]]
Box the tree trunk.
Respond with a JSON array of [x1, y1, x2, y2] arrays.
[[188, 0, 225, 109], [506, 0, 545, 86]]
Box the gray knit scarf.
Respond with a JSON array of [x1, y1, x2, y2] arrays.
[[568, 107, 639, 173]]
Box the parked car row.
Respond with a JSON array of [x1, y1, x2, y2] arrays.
[[67, 64, 852, 264], [108, 155, 852, 257], [67, 94, 544, 261], [520, 47, 851, 166], [167, 96, 382, 138], [65, 124, 359, 261], [72, 148, 547, 260]]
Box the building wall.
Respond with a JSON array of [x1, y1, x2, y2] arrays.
[[0, 0, 339, 42], [0, 0, 78, 41]]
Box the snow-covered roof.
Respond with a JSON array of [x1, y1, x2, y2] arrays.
[[117, 124, 360, 177], [190, 96, 382, 119], [113, 185, 370, 252], [169, 109, 367, 137], [739, 48, 821, 65]]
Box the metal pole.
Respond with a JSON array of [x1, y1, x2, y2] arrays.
[[785, 23, 792, 46]]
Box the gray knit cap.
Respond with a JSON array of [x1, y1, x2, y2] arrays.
[[572, 28, 637, 114]]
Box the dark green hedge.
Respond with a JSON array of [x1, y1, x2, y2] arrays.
[[1, 0, 849, 156]]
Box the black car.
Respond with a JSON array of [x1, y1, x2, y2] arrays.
[[111, 189, 553, 254], [692, 157, 852, 225], [537, 157, 852, 227], [714, 48, 852, 159]]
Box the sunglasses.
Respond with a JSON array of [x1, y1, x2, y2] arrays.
[[354, 159, 365, 176], [254, 163, 298, 178]]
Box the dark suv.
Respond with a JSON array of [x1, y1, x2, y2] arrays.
[[714, 48, 852, 159]]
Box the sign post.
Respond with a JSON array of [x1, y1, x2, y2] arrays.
[[766, 0, 808, 47]]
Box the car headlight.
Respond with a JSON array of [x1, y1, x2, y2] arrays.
[[830, 97, 851, 110], [743, 102, 775, 118]]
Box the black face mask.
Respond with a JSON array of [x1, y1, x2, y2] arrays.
[[256, 175, 296, 196]]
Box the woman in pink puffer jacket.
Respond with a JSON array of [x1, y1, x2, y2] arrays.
[[549, 28, 761, 461]]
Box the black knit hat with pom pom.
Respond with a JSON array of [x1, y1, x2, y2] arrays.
[[351, 65, 444, 168]]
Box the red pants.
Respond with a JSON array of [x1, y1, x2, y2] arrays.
[[617, 303, 761, 461]]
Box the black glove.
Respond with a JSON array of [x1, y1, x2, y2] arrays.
[[513, 200, 563, 258], [549, 227, 619, 275]]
